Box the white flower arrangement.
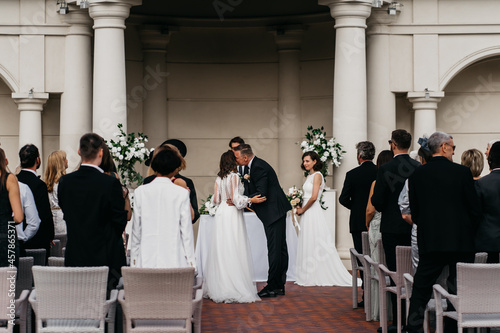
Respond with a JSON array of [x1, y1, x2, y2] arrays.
[[106, 123, 151, 187], [299, 126, 346, 177], [199, 194, 218, 216]]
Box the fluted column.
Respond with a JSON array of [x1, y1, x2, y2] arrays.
[[140, 26, 170, 148], [89, 0, 141, 140], [408, 91, 444, 144], [319, 0, 371, 262], [12, 92, 49, 167], [273, 27, 305, 190], [60, 9, 93, 169]]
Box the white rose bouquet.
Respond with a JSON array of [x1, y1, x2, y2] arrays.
[[286, 186, 303, 208], [106, 123, 150, 187], [199, 194, 218, 216]]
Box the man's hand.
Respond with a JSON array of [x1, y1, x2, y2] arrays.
[[226, 198, 234, 206]]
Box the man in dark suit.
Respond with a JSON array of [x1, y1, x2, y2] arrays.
[[234, 144, 291, 298], [339, 141, 377, 307], [58, 133, 128, 290], [474, 141, 500, 263], [17, 144, 54, 257], [406, 131, 480, 333], [371, 129, 419, 332]]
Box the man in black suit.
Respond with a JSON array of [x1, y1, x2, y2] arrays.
[[371, 129, 419, 332], [474, 141, 500, 263], [58, 133, 128, 289], [406, 131, 480, 333], [17, 144, 54, 257], [339, 141, 377, 307], [234, 144, 291, 298]]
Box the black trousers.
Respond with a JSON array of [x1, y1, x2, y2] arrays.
[[406, 252, 475, 333], [351, 231, 364, 293], [263, 216, 288, 290], [382, 232, 411, 326]]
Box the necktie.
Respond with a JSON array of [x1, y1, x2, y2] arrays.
[[244, 165, 249, 175]]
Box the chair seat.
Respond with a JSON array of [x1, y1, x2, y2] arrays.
[[40, 319, 102, 332], [443, 312, 500, 327], [131, 319, 188, 333]]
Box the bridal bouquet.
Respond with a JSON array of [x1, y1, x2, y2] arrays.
[[199, 194, 218, 216], [107, 123, 150, 187], [286, 186, 303, 208], [299, 126, 345, 177]]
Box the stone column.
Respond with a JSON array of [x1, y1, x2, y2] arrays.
[[60, 9, 93, 169], [319, 0, 371, 262], [12, 92, 49, 167], [273, 27, 305, 190], [140, 26, 170, 149], [407, 91, 444, 145], [89, 0, 142, 141]]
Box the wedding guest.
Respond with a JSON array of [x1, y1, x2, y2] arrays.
[[145, 139, 199, 223], [229, 136, 245, 151], [0, 148, 24, 267], [99, 143, 132, 221], [44, 150, 68, 234], [474, 141, 500, 263], [295, 151, 354, 287], [130, 148, 195, 269], [365, 149, 393, 321], [16, 181, 40, 249], [59, 133, 127, 289], [339, 141, 377, 306], [371, 129, 419, 332], [17, 144, 54, 259], [485, 139, 499, 159], [406, 132, 480, 333], [461, 148, 484, 180]]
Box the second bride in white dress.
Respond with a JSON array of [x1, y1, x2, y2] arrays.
[[203, 150, 266, 303], [295, 151, 355, 287]]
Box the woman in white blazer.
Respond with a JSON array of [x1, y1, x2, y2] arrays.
[[130, 148, 195, 269]]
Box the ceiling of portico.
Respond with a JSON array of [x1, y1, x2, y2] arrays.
[[130, 0, 331, 26]]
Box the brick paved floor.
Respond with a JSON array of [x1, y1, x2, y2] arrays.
[[201, 282, 381, 333]]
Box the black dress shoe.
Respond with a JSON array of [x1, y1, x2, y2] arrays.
[[357, 300, 364, 308], [377, 325, 397, 333], [258, 288, 277, 298], [274, 288, 285, 295]]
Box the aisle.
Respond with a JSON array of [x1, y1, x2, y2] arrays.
[[201, 281, 380, 332]]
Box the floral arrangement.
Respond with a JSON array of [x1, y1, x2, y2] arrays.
[[199, 194, 218, 216], [299, 126, 345, 177], [106, 123, 150, 187], [286, 186, 303, 208]]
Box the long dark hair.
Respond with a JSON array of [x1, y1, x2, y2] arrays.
[[99, 143, 118, 174], [0, 148, 8, 190], [218, 150, 238, 178], [376, 150, 393, 169], [301, 151, 324, 172]]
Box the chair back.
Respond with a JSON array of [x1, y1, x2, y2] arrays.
[[24, 249, 46, 266], [395, 246, 413, 286], [456, 263, 500, 314], [121, 267, 195, 320], [47, 257, 65, 267], [16, 257, 34, 298], [32, 266, 108, 320], [54, 233, 67, 250], [0, 267, 16, 331], [474, 252, 488, 263], [49, 239, 62, 257], [361, 231, 370, 256]]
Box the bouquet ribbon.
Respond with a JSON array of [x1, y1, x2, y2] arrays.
[[291, 207, 301, 231]]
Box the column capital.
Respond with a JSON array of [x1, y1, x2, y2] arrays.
[[63, 8, 93, 36], [319, 0, 372, 28], [89, 0, 142, 30], [367, 7, 399, 28], [12, 92, 49, 111], [407, 91, 445, 110], [140, 26, 172, 52], [270, 26, 306, 51]]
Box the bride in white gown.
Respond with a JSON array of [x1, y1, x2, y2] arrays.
[[295, 151, 355, 287], [204, 150, 266, 303]]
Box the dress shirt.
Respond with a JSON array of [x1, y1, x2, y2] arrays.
[[81, 163, 104, 173], [21, 168, 38, 177], [398, 179, 411, 215], [16, 181, 41, 241]]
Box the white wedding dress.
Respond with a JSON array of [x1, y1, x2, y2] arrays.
[[203, 172, 260, 303], [295, 172, 354, 287]]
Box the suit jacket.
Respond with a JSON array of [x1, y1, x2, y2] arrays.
[[58, 166, 127, 278], [17, 170, 54, 249], [371, 154, 420, 235], [247, 156, 291, 226], [339, 161, 377, 233], [409, 156, 480, 254], [130, 177, 195, 268], [474, 170, 500, 252], [143, 173, 200, 223]]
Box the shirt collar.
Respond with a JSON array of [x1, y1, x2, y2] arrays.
[[248, 156, 256, 170], [81, 164, 104, 173], [393, 153, 408, 158], [21, 169, 38, 177], [492, 168, 500, 172]]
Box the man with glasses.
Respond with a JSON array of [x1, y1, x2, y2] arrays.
[[371, 129, 419, 332], [405, 131, 480, 333]]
